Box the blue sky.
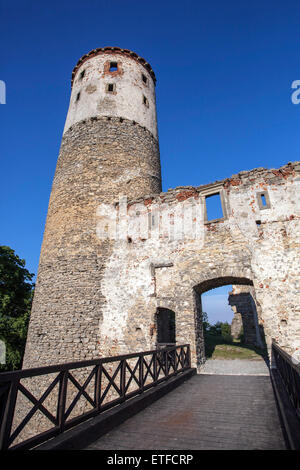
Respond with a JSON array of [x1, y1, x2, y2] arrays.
[[202, 289, 234, 324], [1, 1, 300, 322]]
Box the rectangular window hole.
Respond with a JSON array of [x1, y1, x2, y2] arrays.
[[76, 92, 80, 102], [261, 194, 267, 206], [106, 83, 116, 93], [109, 62, 118, 72], [257, 191, 270, 210], [142, 73, 148, 84], [79, 70, 85, 80], [205, 193, 223, 221], [149, 212, 157, 228]]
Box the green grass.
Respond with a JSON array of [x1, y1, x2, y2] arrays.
[[204, 333, 268, 360]]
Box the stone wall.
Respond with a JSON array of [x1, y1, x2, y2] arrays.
[[230, 311, 243, 340], [23, 160, 300, 371], [228, 285, 263, 347], [92, 161, 299, 368]]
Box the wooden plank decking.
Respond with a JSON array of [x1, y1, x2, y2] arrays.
[[85, 374, 287, 450]]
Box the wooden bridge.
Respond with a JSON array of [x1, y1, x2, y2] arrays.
[[0, 342, 299, 451]]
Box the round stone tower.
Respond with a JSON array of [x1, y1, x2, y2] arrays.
[[23, 47, 162, 367]]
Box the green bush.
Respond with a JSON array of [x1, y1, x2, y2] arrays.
[[209, 321, 222, 336], [208, 321, 233, 342], [222, 333, 233, 343], [221, 322, 233, 342], [221, 322, 231, 336]]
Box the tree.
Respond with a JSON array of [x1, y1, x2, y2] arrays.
[[209, 321, 222, 336], [221, 321, 233, 343], [207, 321, 233, 343], [221, 322, 231, 337], [0, 246, 34, 371]]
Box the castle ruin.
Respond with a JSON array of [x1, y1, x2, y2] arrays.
[[22, 47, 300, 372]]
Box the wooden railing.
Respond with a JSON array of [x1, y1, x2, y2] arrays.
[[0, 344, 191, 450], [272, 340, 300, 419]]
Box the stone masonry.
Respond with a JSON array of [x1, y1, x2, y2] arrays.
[[95, 162, 300, 368], [230, 310, 243, 340], [228, 285, 264, 347]]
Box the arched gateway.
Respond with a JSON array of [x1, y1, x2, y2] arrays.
[[193, 275, 259, 369]]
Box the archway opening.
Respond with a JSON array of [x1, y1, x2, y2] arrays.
[[156, 308, 176, 348], [202, 285, 235, 358], [194, 276, 267, 369]]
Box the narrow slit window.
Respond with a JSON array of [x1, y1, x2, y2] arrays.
[[76, 92, 80, 102], [109, 62, 118, 72], [205, 193, 223, 221], [142, 73, 148, 84], [107, 83, 115, 93], [143, 95, 149, 107], [79, 70, 85, 80]]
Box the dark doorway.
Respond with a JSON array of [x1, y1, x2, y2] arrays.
[[156, 308, 176, 347]]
